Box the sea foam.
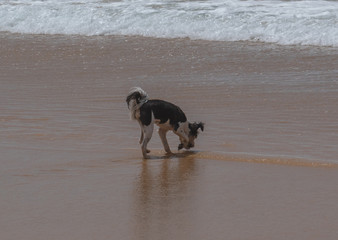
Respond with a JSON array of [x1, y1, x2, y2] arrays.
[[1, 0, 337, 47]]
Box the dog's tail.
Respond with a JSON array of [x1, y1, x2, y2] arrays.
[[126, 87, 149, 120]]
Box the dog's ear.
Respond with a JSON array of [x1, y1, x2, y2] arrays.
[[198, 122, 204, 132], [189, 122, 205, 135]]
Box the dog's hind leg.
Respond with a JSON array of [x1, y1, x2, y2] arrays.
[[158, 128, 172, 154], [138, 121, 144, 144], [141, 124, 154, 158], [139, 128, 144, 144]]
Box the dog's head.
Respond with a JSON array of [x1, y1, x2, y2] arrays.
[[178, 122, 204, 150], [126, 87, 149, 110], [126, 91, 142, 109]]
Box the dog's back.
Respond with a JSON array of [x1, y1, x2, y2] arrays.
[[139, 99, 187, 130]]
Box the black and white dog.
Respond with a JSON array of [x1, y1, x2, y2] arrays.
[[126, 87, 204, 158]]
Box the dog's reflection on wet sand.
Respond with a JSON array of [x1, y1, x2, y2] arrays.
[[133, 151, 198, 239]]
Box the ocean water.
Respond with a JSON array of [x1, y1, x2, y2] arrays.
[[0, 0, 337, 47]]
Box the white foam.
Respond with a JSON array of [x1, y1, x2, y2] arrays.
[[0, 0, 337, 47]]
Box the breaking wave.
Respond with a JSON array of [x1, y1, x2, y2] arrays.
[[1, 0, 337, 46]]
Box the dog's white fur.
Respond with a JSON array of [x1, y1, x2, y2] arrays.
[[127, 87, 149, 120], [126, 87, 204, 158]]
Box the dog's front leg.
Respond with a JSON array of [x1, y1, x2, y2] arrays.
[[158, 128, 172, 154]]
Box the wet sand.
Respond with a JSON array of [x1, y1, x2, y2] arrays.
[[1, 33, 338, 239]]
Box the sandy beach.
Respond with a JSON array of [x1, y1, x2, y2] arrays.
[[1, 33, 338, 239]]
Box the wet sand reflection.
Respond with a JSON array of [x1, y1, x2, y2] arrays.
[[133, 152, 197, 239]]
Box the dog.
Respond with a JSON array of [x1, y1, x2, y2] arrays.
[[126, 87, 204, 158]]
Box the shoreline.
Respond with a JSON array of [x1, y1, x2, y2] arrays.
[[2, 31, 338, 50]]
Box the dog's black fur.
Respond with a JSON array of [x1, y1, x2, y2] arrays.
[[139, 100, 187, 130]]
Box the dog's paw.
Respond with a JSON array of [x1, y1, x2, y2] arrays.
[[165, 149, 173, 155], [178, 143, 184, 150]]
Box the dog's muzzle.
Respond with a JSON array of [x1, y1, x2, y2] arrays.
[[188, 143, 194, 148], [178, 143, 194, 150]]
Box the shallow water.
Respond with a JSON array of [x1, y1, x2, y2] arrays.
[[1, 34, 338, 163], [1, 34, 338, 239]]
